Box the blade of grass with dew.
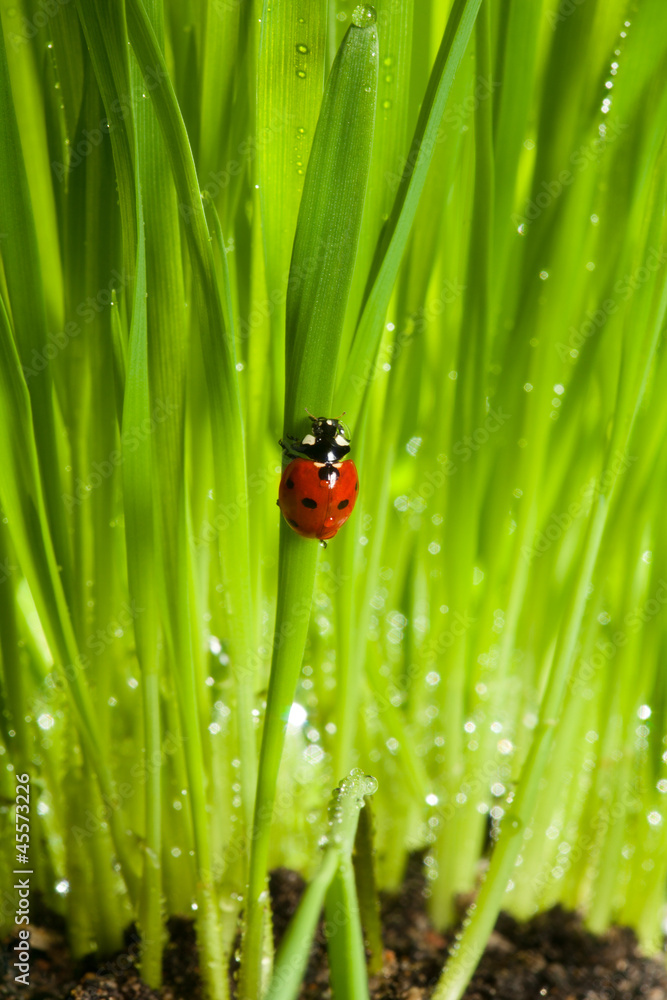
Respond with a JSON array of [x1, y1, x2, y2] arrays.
[[73, 0, 137, 279], [48, 2, 85, 144], [491, 0, 542, 289], [256, 0, 327, 425], [121, 170, 162, 984], [265, 770, 378, 1000], [352, 797, 383, 974], [240, 11, 379, 997], [59, 69, 130, 954], [0, 21, 71, 600], [340, 0, 413, 362], [329, 0, 414, 785], [1, 6, 63, 322], [431, 2, 495, 924], [335, 0, 482, 424], [198, 0, 242, 185]]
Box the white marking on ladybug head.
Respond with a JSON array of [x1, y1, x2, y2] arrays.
[[334, 433, 348, 446], [302, 433, 316, 445]]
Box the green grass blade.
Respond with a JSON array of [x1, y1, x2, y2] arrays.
[[240, 13, 379, 998], [335, 0, 482, 423], [256, 0, 327, 337], [352, 797, 383, 974], [284, 5, 379, 430], [0, 23, 70, 595], [121, 117, 162, 995], [265, 771, 377, 1000], [325, 864, 370, 1000]]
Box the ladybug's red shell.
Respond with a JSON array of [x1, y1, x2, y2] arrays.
[[278, 459, 359, 540]]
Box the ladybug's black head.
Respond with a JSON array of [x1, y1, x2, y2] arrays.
[[300, 416, 351, 463]]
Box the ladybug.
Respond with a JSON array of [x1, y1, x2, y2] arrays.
[[277, 414, 359, 545]]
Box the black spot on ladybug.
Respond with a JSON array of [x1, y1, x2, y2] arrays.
[[288, 518, 299, 528], [355, 480, 359, 491], [319, 465, 338, 483], [286, 478, 295, 489], [302, 498, 317, 509], [337, 499, 349, 510]]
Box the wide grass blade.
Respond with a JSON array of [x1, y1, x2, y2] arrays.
[[240, 12, 379, 998], [335, 0, 483, 423]]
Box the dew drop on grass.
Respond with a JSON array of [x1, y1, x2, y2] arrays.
[[351, 3, 377, 28], [382, 99, 392, 110], [295, 43, 308, 54], [364, 774, 378, 795], [296, 69, 306, 79]]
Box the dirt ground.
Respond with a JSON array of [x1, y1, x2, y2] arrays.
[[2, 856, 666, 999]]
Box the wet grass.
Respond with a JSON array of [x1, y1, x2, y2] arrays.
[[1, 1, 667, 998]]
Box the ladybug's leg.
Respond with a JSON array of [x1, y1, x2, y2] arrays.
[[279, 435, 303, 457], [319, 539, 328, 549]]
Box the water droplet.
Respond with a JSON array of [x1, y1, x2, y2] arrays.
[[382, 99, 392, 110], [296, 69, 306, 79], [296, 43, 308, 54], [352, 4, 377, 28], [363, 774, 378, 795]]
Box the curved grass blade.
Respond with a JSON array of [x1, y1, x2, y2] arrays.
[[283, 4, 379, 430], [335, 0, 482, 424], [240, 11, 379, 998]]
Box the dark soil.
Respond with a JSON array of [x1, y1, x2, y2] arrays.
[[3, 856, 666, 999]]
